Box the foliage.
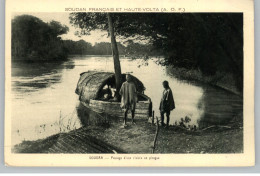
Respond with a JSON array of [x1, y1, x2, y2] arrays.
[[70, 13, 243, 91], [63, 40, 158, 56], [12, 15, 69, 61]]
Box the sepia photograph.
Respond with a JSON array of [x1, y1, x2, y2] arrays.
[[4, 0, 255, 167]]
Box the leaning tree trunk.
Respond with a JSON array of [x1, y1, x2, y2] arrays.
[[107, 13, 122, 99]]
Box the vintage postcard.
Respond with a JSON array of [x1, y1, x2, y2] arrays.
[[5, 0, 254, 167]]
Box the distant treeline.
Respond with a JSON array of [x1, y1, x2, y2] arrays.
[[63, 40, 160, 56], [12, 14, 243, 92], [11, 15, 159, 61]]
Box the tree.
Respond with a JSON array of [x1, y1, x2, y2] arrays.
[[70, 13, 243, 91], [12, 15, 69, 61], [115, 13, 243, 90]]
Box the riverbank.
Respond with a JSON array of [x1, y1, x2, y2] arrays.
[[166, 66, 242, 96], [13, 113, 243, 154], [11, 57, 243, 154]]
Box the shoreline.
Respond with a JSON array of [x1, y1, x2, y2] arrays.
[[166, 66, 242, 96], [13, 112, 243, 154], [12, 64, 244, 154]]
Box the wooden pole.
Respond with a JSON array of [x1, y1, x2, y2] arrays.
[[152, 110, 155, 125], [151, 116, 160, 153], [107, 13, 122, 99]]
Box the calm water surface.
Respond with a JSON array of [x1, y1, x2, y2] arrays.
[[11, 56, 243, 145]]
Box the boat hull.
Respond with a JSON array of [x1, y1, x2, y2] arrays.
[[81, 99, 152, 119]]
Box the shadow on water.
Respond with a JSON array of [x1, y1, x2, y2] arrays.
[[11, 56, 244, 145], [196, 85, 243, 129], [76, 102, 121, 128], [165, 68, 243, 129]]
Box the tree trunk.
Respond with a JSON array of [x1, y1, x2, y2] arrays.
[[107, 13, 122, 99]]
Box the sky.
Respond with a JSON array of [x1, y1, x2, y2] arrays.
[[12, 12, 110, 45]]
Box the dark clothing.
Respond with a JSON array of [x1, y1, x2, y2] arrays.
[[159, 88, 175, 126], [159, 88, 175, 112], [161, 111, 170, 126]]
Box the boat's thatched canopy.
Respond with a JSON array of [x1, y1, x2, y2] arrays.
[[75, 71, 145, 103]]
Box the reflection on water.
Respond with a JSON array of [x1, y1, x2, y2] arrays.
[[76, 102, 121, 128], [12, 60, 75, 94], [11, 56, 243, 145]]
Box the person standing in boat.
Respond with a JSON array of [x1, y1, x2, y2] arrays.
[[119, 74, 138, 126], [159, 80, 175, 128]]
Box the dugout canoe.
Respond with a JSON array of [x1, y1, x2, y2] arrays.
[[75, 71, 152, 118]]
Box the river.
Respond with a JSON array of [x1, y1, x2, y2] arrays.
[[11, 56, 243, 145]]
